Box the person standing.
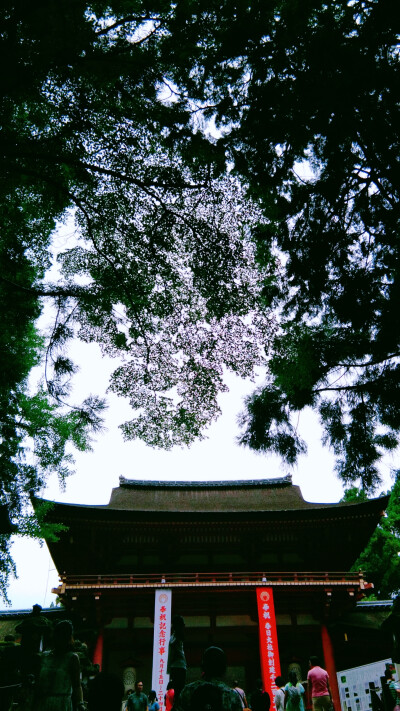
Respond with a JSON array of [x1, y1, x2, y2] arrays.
[[382, 596, 400, 676], [148, 690, 160, 711], [165, 681, 175, 711], [126, 681, 149, 711], [0, 635, 21, 711], [284, 671, 305, 711], [16, 603, 52, 676], [87, 672, 124, 711], [33, 620, 84, 711], [249, 679, 270, 711], [167, 615, 187, 704], [382, 668, 400, 711], [175, 646, 242, 711], [232, 680, 248, 709], [307, 657, 332, 711], [274, 677, 286, 711]]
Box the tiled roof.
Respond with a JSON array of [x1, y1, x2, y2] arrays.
[[100, 475, 385, 514], [33, 477, 389, 523]]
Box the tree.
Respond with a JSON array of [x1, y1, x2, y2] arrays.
[[2, 0, 399, 596], [0, 238, 104, 600], [158, 0, 400, 491], [0, 0, 275, 596], [1, 0, 273, 443], [346, 476, 400, 599]]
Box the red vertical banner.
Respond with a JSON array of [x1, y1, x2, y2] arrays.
[[257, 587, 281, 709]]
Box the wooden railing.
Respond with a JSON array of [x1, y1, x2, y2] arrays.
[[56, 570, 364, 590]]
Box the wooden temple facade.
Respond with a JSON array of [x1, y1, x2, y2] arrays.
[[39, 476, 390, 705]]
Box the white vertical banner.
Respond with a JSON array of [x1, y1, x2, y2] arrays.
[[152, 589, 172, 711]]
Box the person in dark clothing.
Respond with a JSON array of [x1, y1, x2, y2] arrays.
[[382, 596, 400, 678], [0, 635, 21, 711], [167, 615, 187, 705], [126, 681, 149, 711], [87, 672, 124, 711], [175, 646, 242, 711], [382, 668, 400, 711], [250, 679, 271, 711], [15, 604, 52, 676]]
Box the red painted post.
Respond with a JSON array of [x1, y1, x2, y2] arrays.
[[321, 624, 340, 711], [93, 629, 104, 670]]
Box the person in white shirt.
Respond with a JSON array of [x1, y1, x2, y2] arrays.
[[274, 677, 285, 711], [232, 680, 248, 709]]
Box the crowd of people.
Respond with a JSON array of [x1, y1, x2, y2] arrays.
[[121, 651, 334, 711], [0, 607, 99, 711], [121, 639, 400, 711], [0, 606, 346, 711], [0, 615, 333, 711]]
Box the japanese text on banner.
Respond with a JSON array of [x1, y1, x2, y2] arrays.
[[256, 587, 281, 711], [152, 589, 172, 711]]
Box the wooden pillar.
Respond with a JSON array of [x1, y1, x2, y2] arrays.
[[93, 628, 104, 670], [321, 624, 340, 711]]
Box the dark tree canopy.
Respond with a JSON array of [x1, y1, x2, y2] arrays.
[[1, 0, 273, 446], [0, 0, 274, 597], [346, 476, 400, 599], [1, 0, 399, 597], [167, 0, 399, 492]]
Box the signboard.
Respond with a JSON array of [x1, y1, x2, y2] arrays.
[[337, 659, 394, 711], [152, 589, 172, 711], [256, 587, 281, 709]]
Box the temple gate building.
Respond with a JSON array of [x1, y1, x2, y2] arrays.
[[37, 476, 390, 706]]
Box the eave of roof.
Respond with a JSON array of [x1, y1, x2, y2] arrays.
[[357, 599, 393, 609], [32, 475, 390, 520], [0, 607, 64, 620], [333, 600, 393, 630]]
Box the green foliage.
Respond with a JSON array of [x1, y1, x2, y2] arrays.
[[57, 175, 272, 449], [238, 384, 307, 464], [0, 0, 274, 596], [0, 237, 103, 600], [2, 0, 400, 598], [171, 0, 400, 491], [341, 487, 368, 504], [352, 474, 400, 599], [1, 0, 273, 451]]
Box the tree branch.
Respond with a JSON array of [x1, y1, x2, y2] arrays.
[[0, 275, 91, 299], [314, 381, 382, 395], [335, 353, 400, 368], [95, 15, 163, 37]]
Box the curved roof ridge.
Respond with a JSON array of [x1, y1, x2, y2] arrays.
[[118, 475, 293, 489]]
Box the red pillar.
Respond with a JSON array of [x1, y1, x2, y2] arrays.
[[93, 629, 104, 670], [321, 624, 340, 711]]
